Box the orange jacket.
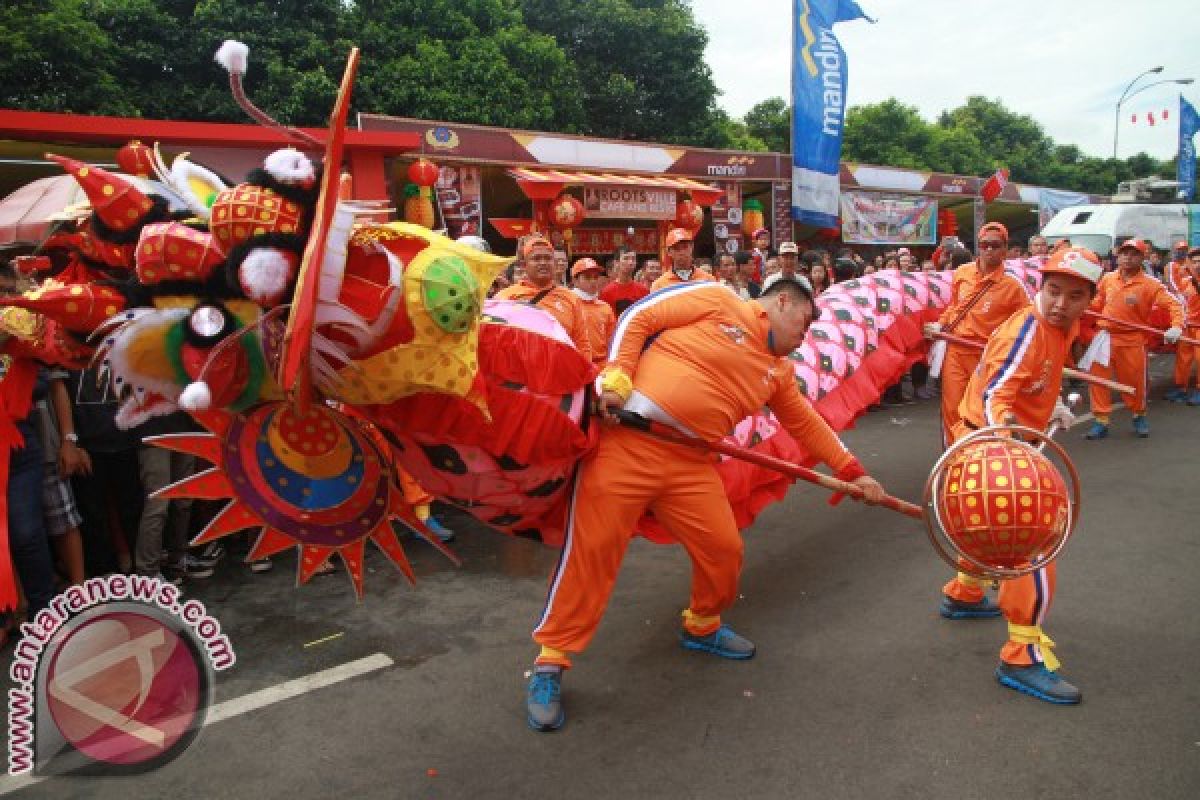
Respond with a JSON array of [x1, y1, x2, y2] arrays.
[[575, 291, 616, 364], [1089, 269, 1183, 346], [650, 268, 716, 292], [496, 281, 592, 360], [959, 306, 1076, 430], [607, 282, 859, 474], [937, 261, 1030, 342], [1181, 273, 1200, 328], [1165, 259, 1190, 297]]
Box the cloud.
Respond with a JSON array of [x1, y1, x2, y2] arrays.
[[693, 0, 1199, 160]]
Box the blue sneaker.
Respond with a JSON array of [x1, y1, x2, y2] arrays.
[[526, 667, 565, 732], [939, 595, 1002, 619], [1164, 387, 1188, 403], [1188, 389, 1200, 406], [995, 662, 1081, 704], [423, 515, 456, 543], [1084, 421, 1108, 440], [680, 624, 755, 659], [1132, 415, 1149, 438]]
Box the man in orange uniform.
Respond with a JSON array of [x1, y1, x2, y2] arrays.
[[940, 247, 1104, 704], [524, 276, 887, 731], [1164, 240, 1195, 402], [1168, 246, 1200, 405], [570, 257, 615, 366], [497, 235, 592, 360], [649, 228, 715, 291], [1083, 238, 1183, 438], [924, 222, 1030, 439]]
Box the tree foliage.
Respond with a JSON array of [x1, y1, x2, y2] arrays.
[[839, 95, 1172, 195]]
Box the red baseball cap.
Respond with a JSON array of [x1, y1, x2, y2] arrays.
[[570, 257, 603, 278], [1117, 238, 1148, 255]]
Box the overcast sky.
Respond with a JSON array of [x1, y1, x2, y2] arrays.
[[691, 0, 1200, 161]]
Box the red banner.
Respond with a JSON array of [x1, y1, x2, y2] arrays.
[[571, 227, 661, 255]]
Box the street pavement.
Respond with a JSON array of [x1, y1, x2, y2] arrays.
[[4, 358, 1199, 799]]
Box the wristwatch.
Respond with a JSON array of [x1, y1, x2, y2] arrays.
[[64, 432, 79, 445]]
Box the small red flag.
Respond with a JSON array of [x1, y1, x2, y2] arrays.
[[1131, 113, 1137, 124], [1163, 108, 1170, 120], [980, 168, 1009, 203], [1148, 112, 1156, 126]]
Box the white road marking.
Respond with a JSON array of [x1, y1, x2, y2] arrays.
[[0, 653, 393, 795]]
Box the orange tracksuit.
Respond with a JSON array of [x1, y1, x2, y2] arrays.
[[1164, 258, 1190, 298], [650, 267, 715, 292], [496, 281, 593, 361], [1175, 274, 1200, 389], [574, 291, 616, 366], [937, 262, 1030, 436], [533, 282, 865, 667], [944, 305, 1077, 669], [1087, 270, 1182, 417]]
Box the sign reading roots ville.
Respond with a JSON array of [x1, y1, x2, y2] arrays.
[[583, 185, 676, 220]]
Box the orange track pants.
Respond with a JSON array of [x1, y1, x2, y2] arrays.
[[940, 345, 982, 442], [533, 425, 742, 667], [1173, 329, 1199, 389], [1089, 344, 1147, 416], [940, 422, 1062, 668]]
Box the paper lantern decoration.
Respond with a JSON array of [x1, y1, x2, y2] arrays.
[[550, 192, 585, 231], [675, 199, 704, 234], [407, 158, 440, 188]]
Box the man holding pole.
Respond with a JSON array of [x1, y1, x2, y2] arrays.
[[524, 275, 887, 732], [1083, 238, 1183, 439], [923, 222, 1030, 438], [939, 246, 1104, 704]]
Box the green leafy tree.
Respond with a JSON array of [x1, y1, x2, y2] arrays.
[[744, 97, 790, 153]]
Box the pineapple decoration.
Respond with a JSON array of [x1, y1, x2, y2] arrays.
[[742, 199, 765, 237], [404, 158, 440, 228]]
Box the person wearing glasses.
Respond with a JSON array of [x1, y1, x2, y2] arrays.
[[922, 222, 1030, 617]]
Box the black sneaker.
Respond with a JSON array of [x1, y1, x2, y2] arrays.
[[526, 667, 565, 732], [182, 555, 214, 579], [191, 543, 225, 568], [249, 558, 273, 574], [158, 568, 185, 587]]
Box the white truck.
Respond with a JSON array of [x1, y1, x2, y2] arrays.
[[1039, 203, 1189, 256]]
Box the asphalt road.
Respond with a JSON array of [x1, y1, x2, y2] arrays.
[[4, 358, 1199, 799]]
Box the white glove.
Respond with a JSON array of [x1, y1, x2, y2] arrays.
[[1050, 397, 1075, 430], [923, 322, 942, 339], [1164, 326, 1183, 344]]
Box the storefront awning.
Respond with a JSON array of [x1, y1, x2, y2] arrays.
[[507, 168, 722, 205]]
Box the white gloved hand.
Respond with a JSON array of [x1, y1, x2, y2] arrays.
[[923, 322, 942, 339], [1164, 326, 1183, 344], [1050, 397, 1075, 430]]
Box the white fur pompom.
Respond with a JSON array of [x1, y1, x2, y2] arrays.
[[239, 247, 296, 306], [179, 381, 212, 411], [263, 148, 316, 187], [214, 40, 249, 75]]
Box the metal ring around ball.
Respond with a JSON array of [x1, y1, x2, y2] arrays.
[[921, 424, 1082, 581]]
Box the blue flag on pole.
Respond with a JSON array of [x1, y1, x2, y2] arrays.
[[791, 0, 872, 227], [1178, 95, 1199, 202]]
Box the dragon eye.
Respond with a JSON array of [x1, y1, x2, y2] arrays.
[[189, 305, 227, 338]]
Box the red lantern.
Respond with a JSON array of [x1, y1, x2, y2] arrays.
[[116, 140, 155, 178], [550, 192, 585, 230], [938, 209, 958, 237], [407, 158, 439, 188], [675, 199, 704, 233]]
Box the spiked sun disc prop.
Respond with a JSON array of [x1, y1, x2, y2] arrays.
[[146, 401, 451, 598]]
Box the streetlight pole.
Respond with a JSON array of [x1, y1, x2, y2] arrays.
[[1114, 66, 1163, 159]]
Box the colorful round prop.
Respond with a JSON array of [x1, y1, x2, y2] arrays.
[[923, 425, 1080, 580], [223, 403, 393, 547]]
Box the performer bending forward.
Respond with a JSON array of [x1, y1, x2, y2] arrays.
[[525, 276, 886, 732], [939, 246, 1103, 704]]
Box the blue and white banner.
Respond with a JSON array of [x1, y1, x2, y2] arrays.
[[1178, 95, 1199, 202], [791, 0, 871, 227]]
